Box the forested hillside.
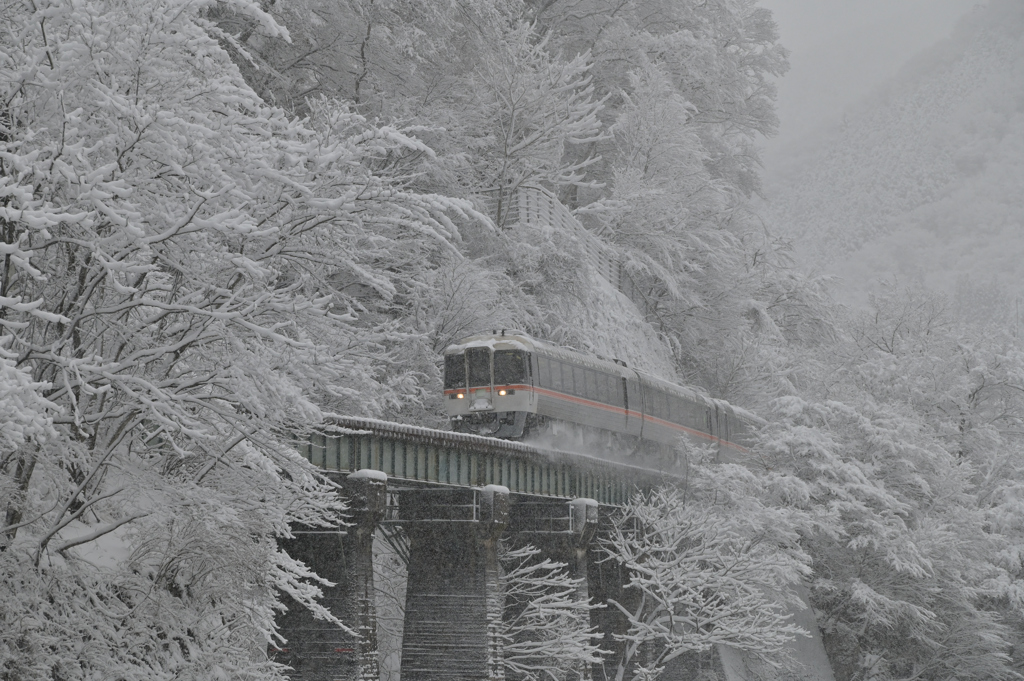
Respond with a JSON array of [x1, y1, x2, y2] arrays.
[[215, 0, 804, 417], [4, 1, 1024, 680], [765, 0, 1024, 309]]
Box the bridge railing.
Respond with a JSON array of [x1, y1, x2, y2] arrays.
[[296, 416, 680, 506]]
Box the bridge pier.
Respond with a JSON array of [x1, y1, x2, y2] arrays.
[[400, 485, 510, 681], [507, 496, 600, 681], [275, 470, 386, 681], [565, 498, 599, 605], [587, 506, 641, 681]]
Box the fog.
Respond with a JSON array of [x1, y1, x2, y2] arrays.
[[755, 0, 1024, 310], [759, 0, 978, 171]]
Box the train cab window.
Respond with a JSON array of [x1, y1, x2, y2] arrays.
[[494, 350, 527, 385], [466, 347, 491, 387], [444, 354, 466, 390]]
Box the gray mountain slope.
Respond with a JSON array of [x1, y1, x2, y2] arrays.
[[764, 0, 1024, 306]]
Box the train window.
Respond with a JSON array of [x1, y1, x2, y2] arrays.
[[585, 370, 598, 400], [597, 373, 610, 404], [552, 362, 564, 393], [693, 402, 706, 431], [466, 347, 491, 387], [545, 358, 558, 392], [572, 366, 585, 397], [494, 350, 527, 385], [444, 354, 466, 390], [683, 400, 697, 429], [538, 356, 552, 389]]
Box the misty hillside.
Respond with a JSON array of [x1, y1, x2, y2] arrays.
[[765, 0, 1024, 305]]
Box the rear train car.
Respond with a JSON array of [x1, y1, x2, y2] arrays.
[[442, 332, 757, 459]]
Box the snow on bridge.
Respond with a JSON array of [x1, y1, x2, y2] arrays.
[[297, 415, 681, 506]]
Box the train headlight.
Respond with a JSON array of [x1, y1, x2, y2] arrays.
[[456, 393, 465, 399], [498, 389, 507, 396]]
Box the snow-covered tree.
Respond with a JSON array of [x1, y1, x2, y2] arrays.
[[217, 0, 517, 117], [528, 0, 788, 197], [0, 0, 471, 678], [599, 477, 810, 681], [758, 394, 1016, 681], [750, 283, 1024, 681], [439, 23, 608, 226], [500, 542, 605, 681]]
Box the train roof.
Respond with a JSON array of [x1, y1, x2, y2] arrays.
[[444, 331, 535, 353], [633, 370, 712, 406], [445, 331, 633, 377]]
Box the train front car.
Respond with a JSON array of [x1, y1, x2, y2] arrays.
[[443, 333, 535, 438]]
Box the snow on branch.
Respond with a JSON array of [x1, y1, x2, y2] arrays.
[[600, 485, 809, 681]]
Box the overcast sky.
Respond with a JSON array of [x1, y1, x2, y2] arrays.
[[758, 0, 980, 168]]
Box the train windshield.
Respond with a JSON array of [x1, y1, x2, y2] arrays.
[[494, 350, 527, 385], [444, 354, 466, 390], [466, 347, 491, 387]]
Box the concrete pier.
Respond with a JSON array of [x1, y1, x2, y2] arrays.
[[400, 485, 510, 681], [508, 496, 599, 681], [275, 471, 386, 681]]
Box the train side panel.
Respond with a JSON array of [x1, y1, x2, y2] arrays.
[[533, 350, 631, 433]]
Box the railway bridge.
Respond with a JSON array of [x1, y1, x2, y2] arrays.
[[274, 416, 831, 681]]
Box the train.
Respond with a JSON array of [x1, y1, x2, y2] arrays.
[[442, 331, 759, 459]]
